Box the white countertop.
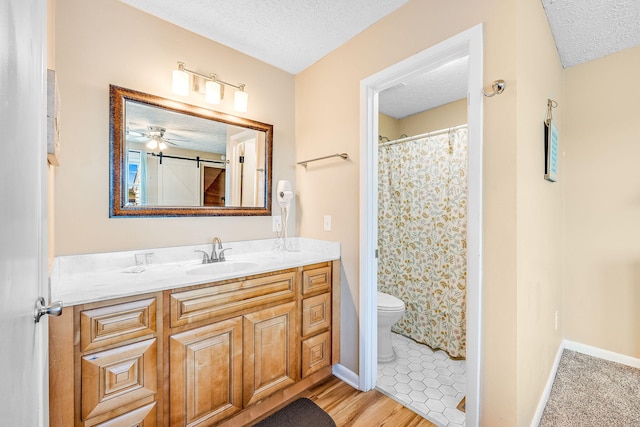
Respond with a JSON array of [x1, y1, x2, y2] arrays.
[[50, 238, 340, 306]]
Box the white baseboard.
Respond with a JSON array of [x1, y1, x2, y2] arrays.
[[531, 341, 566, 427], [531, 339, 640, 426], [332, 363, 360, 389], [564, 340, 640, 369]]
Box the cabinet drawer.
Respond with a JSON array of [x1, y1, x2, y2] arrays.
[[302, 293, 331, 337], [301, 331, 331, 378], [81, 339, 157, 421], [80, 298, 156, 352], [302, 266, 331, 296], [93, 402, 156, 427], [170, 271, 295, 328]]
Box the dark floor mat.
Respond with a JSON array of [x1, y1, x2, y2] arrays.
[[253, 398, 336, 427]]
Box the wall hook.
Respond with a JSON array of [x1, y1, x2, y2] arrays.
[[482, 79, 506, 97]]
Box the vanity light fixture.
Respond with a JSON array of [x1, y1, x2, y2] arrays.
[[234, 85, 248, 113], [172, 63, 189, 96], [172, 61, 248, 112], [205, 79, 222, 104]]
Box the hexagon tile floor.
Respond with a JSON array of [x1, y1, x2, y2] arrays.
[[376, 332, 466, 427]]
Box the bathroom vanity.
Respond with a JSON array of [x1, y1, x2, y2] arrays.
[[48, 239, 340, 427]]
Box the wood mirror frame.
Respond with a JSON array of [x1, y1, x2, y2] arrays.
[[109, 85, 273, 217]]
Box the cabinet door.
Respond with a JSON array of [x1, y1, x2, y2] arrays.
[[169, 317, 243, 426], [243, 302, 297, 407], [81, 339, 157, 421]]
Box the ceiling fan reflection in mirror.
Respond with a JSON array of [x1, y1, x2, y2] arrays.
[[126, 125, 187, 151]]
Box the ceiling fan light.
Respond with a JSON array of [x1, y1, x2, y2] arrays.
[[146, 139, 158, 150], [234, 89, 248, 112], [205, 80, 221, 104], [172, 65, 189, 96], [158, 141, 168, 151]]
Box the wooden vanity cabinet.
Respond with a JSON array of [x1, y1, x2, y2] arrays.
[[166, 270, 299, 426], [50, 260, 340, 427], [49, 293, 163, 427]]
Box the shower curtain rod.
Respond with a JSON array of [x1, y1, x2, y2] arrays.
[[379, 124, 467, 147]]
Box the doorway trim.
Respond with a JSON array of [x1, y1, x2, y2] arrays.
[[359, 24, 483, 426]]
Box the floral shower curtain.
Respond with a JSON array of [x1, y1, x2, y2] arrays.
[[377, 126, 468, 358]]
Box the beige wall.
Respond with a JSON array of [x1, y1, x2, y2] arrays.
[[296, 0, 521, 424], [379, 99, 467, 142], [54, 0, 295, 255], [564, 46, 640, 357], [514, 0, 565, 423], [378, 113, 400, 142], [400, 98, 467, 137]]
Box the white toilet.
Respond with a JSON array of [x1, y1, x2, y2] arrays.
[[377, 291, 406, 362]]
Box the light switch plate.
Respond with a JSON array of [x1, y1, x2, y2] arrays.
[[272, 216, 282, 232], [323, 215, 332, 231]]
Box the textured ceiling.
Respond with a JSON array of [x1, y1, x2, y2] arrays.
[[119, 0, 409, 74], [119, 0, 639, 117], [542, 0, 640, 68], [380, 57, 468, 120], [126, 100, 240, 154]]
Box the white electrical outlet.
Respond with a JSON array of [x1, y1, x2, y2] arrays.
[[272, 216, 282, 232], [323, 215, 332, 231]]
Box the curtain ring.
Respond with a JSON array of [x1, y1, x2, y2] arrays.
[[482, 79, 506, 97]]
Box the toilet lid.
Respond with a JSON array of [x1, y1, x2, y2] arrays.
[[378, 291, 405, 311]]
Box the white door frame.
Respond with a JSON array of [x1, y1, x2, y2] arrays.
[[359, 24, 483, 426]]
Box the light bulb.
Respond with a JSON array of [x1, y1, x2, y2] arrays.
[[205, 80, 221, 104], [158, 141, 167, 151], [146, 139, 158, 150], [234, 89, 248, 112], [172, 63, 189, 96]]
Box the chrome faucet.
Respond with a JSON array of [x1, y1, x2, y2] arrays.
[[211, 237, 223, 262], [195, 237, 230, 264], [194, 250, 211, 264]]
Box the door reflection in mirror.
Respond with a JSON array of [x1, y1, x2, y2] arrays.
[[125, 99, 264, 208]]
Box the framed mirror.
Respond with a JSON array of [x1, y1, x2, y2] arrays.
[[110, 85, 272, 217]]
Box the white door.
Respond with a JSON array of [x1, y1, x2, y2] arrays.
[[0, 0, 49, 425], [157, 157, 200, 206], [240, 139, 257, 206], [227, 133, 260, 207]]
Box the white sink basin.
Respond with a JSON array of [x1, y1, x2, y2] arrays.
[[186, 261, 259, 276]]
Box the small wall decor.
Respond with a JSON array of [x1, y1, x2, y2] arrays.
[[544, 99, 559, 182], [47, 69, 61, 166]]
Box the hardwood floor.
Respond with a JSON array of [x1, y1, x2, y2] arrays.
[[302, 376, 437, 427]]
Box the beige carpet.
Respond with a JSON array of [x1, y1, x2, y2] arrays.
[[539, 350, 640, 426]]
